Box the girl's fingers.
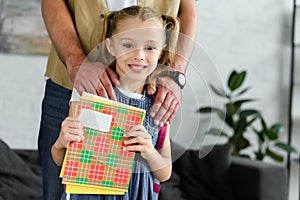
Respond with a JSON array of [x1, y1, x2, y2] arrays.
[[121, 126, 154, 155], [127, 124, 145, 132], [123, 144, 144, 152], [65, 126, 84, 137], [65, 134, 83, 143], [63, 117, 83, 132], [61, 117, 84, 141], [124, 125, 149, 138], [123, 132, 151, 146], [122, 141, 155, 157], [123, 136, 149, 146], [64, 117, 83, 129], [58, 130, 83, 148], [123, 130, 152, 151], [123, 125, 151, 148]]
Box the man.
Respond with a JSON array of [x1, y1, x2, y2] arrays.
[[39, 0, 197, 199]]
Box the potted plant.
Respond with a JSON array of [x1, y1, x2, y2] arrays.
[[198, 69, 297, 162]]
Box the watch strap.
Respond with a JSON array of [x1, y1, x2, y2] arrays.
[[158, 70, 186, 89]]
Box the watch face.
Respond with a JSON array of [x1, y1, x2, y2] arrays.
[[178, 73, 186, 86]]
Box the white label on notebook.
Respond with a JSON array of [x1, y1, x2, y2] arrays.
[[80, 109, 112, 132]]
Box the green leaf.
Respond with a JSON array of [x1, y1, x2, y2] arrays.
[[253, 128, 265, 143], [240, 109, 260, 118], [234, 117, 247, 135], [197, 107, 227, 122], [266, 148, 284, 162], [228, 70, 246, 91], [197, 107, 227, 123], [246, 115, 260, 127], [226, 99, 255, 116], [255, 151, 264, 160], [260, 117, 267, 129], [238, 137, 250, 150], [226, 102, 238, 115], [197, 107, 219, 113], [263, 128, 278, 140], [235, 86, 251, 96], [234, 99, 255, 107], [231, 136, 250, 152], [271, 123, 285, 133], [206, 128, 229, 138], [275, 142, 297, 153], [224, 114, 234, 128], [209, 84, 229, 98], [237, 154, 251, 159]]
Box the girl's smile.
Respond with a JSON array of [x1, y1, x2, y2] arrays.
[[128, 64, 147, 73]]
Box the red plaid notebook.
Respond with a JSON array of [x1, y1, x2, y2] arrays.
[[60, 92, 146, 194]]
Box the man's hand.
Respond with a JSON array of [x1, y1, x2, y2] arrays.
[[148, 76, 181, 127], [68, 60, 119, 100]]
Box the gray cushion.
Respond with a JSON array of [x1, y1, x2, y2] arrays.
[[160, 144, 234, 200]]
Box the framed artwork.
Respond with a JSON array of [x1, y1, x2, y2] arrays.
[[0, 0, 50, 55]]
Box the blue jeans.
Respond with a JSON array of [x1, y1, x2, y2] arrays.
[[38, 79, 72, 200]]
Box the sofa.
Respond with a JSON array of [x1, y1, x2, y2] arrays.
[[0, 139, 42, 200], [0, 139, 288, 200], [159, 143, 289, 200]]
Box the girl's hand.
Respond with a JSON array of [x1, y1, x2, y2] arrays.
[[55, 116, 84, 150], [122, 125, 155, 159]]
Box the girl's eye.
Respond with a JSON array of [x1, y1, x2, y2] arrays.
[[123, 43, 134, 49], [145, 46, 156, 51]]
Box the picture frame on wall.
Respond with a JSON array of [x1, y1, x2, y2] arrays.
[[0, 0, 50, 55]]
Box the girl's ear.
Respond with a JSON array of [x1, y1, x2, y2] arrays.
[[105, 38, 116, 56]]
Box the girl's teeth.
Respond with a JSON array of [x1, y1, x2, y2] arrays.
[[131, 65, 144, 70]]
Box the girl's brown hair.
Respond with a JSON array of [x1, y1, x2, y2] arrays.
[[101, 6, 179, 69]]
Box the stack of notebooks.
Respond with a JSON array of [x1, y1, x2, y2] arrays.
[[60, 92, 146, 195]]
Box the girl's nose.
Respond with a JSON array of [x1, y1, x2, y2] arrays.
[[133, 49, 145, 61]]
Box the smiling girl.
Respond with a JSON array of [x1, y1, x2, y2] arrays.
[[51, 6, 179, 200]]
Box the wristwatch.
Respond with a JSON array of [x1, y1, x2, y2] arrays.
[[158, 70, 186, 89]]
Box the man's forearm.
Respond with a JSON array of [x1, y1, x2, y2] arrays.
[[174, 0, 198, 73], [41, 0, 86, 68]]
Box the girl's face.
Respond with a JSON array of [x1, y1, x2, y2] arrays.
[[106, 17, 165, 91]]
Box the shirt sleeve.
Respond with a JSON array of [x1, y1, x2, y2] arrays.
[[70, 88, 80, 102]]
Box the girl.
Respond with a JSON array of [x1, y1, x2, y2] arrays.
[[51, 6, 179, 200]]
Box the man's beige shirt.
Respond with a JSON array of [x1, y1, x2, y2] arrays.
[[45, 0, 181, 90]]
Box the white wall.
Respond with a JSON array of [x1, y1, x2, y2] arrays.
[[170, 0, 298, 152], [0, 53, 47, 149], [195, 0, 291, 123]]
